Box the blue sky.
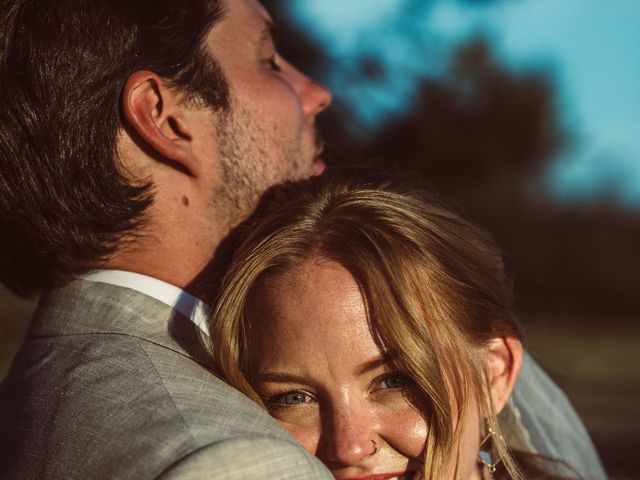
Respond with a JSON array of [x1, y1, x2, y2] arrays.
[[286, 0, 640, 206]]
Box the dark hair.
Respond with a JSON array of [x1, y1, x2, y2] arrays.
[[0, 0, 230, 296]]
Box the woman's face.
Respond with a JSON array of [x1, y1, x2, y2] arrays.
[[245, 257, 484, 480]]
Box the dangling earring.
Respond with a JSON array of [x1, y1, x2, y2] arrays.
[[478, 420, 504, 479]]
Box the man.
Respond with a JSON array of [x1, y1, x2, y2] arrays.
[[0, 0, 605, 479], [1, 0, 332, 478]]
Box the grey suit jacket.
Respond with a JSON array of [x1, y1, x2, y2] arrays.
[[512, 354, 607, 479], [0, 280, 332, 480]]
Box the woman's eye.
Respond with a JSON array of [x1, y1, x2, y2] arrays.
[[271, 391, 311, 405], [379, 373, 411, 390]]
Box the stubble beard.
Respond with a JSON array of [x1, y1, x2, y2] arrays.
[[211, 101, 308, 231]]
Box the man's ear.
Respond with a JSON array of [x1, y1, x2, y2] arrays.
[[122, 71, 201, 176], [486, 336, 523, 414]]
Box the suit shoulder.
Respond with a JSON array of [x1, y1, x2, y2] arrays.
[[156, 437, 332, 480], [131, 337, 290, 443], [1, 332, 291, 479]]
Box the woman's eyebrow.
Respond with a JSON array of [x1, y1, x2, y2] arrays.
[[254, 354, 396, 384], [355, 355, 393, 376], [253, 372, 309, 385]]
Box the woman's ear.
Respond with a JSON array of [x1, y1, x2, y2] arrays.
[[121, 70, 201, 176], [486, 336, 523, 413]]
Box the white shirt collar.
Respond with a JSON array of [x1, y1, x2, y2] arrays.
[[81, 269, 210, 335]]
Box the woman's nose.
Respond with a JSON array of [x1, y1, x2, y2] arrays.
[[323, 404, 380, 466]]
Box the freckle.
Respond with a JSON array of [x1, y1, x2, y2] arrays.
[[182, 196, 190, 207]]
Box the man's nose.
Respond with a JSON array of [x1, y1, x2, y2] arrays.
[[323, 403, 379, 466], [301, 76, 332, 118], [283, 59, 333, 117]]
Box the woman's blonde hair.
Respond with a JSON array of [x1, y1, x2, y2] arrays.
[[211, 167, 526, 479]]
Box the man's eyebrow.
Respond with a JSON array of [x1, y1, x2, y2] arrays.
[[258, 19, 277, 46]]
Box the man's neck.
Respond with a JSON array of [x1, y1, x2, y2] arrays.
[[104, 227, 237, 304]]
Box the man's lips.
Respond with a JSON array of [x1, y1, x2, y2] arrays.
[[312, 157, 326, 175], [311, 135, 327, 175], [314, 130, 325, 152], [314, 132, 326, 158]]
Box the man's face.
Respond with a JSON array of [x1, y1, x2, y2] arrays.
[[204, 0, 332, 225]]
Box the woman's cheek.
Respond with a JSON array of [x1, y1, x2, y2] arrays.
[[279, 417, 322, 455], [380, 407, 428, 458]]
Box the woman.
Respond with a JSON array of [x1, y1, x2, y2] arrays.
[[211, 168, 570, 479]]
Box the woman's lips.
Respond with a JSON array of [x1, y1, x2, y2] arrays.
[[340, 471, 415, 480]]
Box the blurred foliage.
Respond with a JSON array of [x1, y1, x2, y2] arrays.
[[365, 39, 563, 187]]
